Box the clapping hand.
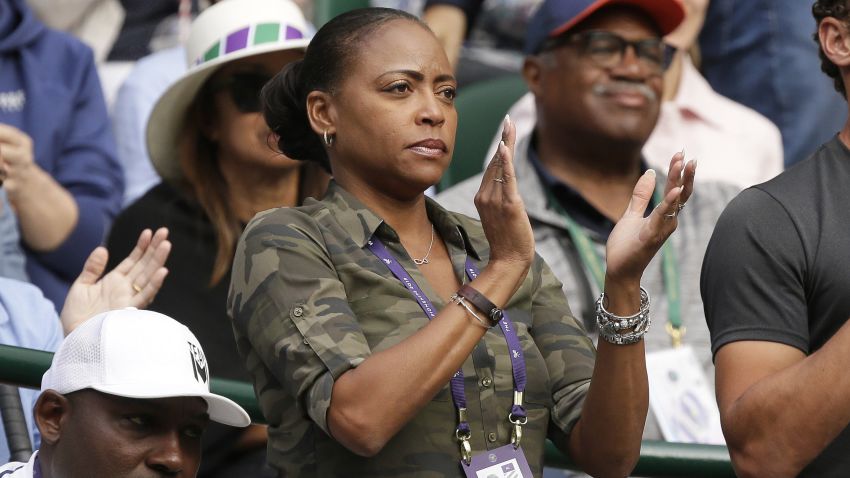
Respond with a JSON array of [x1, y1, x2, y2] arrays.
[[59, 228, 171, 334], [604, 152, 695, 286], [475, 115, 535, 269], [0, 124, 36, 201]]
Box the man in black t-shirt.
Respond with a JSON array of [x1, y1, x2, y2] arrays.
[[701, 2, 850, 476]]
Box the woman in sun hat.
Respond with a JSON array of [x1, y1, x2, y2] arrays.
[[105, 0, 328, 475]]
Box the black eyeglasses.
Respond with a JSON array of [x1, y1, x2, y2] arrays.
[[541, 30, 675, 73], [207, 72, 271, 113]]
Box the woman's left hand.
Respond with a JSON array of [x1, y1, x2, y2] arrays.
[[604, 152, 695, 285], [59, 228, 171, 334]]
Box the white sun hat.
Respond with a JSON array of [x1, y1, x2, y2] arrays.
[[146, 0, 311, 183], [41, 308, 252, 428]]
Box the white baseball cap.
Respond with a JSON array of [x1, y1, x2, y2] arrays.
[[41, 308, 251, 428]]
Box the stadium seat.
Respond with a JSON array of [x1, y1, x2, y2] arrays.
[[314, 0, 370, 26]]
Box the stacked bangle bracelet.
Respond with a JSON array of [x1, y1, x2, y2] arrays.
[[595, 287, 651, 345]]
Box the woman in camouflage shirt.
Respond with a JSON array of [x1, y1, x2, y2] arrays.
[[228, 7, 695, 477]]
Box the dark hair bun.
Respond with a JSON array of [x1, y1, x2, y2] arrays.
[[261, 60, 330, 171]]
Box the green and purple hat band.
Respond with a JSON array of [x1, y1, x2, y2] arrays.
[[194, 22, 305, 66]]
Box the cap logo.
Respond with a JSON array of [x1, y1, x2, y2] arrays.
[[194, 22, 305, 66], [188, 342, 209, 384]]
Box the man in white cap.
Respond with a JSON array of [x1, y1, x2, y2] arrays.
[[0, 308, 251, 477]]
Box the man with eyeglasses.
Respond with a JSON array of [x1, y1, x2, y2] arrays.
[[438, 0, 739, 448]]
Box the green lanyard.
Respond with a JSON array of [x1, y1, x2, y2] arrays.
[[545, 187, 684, 347]]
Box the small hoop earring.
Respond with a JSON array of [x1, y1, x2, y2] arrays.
[[323, 130, 334, 147]]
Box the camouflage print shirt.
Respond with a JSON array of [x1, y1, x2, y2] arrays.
[[228, 181, 596, 477]]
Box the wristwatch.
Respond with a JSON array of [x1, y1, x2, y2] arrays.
[[458, 284, 503, 327]]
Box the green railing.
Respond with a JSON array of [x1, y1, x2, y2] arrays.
[[0, 344, 734, 477]]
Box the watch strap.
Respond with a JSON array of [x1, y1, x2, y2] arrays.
[[458, 284, 503, 326]]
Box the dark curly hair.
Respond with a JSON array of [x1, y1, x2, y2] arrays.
[[261, 8, 426, 172], [813, 0, 850, 97]]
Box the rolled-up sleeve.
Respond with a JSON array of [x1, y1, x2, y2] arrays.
[[228, 209, 371, 433], [528, 257, 596, 438]]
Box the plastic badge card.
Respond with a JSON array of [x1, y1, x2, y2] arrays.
[[646, 345, 725, 445], [462, 444, 534, 478]]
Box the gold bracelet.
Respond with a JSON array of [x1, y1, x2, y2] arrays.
[[450, 294, 489, 330]]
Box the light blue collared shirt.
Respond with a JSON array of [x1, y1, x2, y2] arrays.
[[0, 279, 63, 463]]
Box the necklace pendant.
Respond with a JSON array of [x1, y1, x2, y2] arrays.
[[412, 224, 435, 266]]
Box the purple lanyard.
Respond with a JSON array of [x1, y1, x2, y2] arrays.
[[366, 237, 527, 441]]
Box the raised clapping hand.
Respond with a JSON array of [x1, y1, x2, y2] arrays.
[[59, 228, 172, 334], [0, 124, 37, 201], [474, 115, 535, 269], [604, 152, 696, 286]]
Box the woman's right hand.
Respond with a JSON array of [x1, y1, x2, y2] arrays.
[[474, 116, 535, 272]]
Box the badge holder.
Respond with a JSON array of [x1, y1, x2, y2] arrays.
[[460, 388, 533, 477], [462, 443, 534, 478], [646, 324, 725, 445]]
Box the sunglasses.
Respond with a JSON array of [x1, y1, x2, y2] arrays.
[[541, 30, 675, 73], [207, 72, 271, 113]]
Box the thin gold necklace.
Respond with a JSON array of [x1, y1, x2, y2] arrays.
[[413, 224, 435, 265]]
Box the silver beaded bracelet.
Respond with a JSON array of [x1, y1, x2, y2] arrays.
[[595, 287, 651, 345]]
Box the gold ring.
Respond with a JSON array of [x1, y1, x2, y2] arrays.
[[663, 211, 677, 220], [132, 283, 142, 294], [676, 202, 685, 212], [493, 177, 506, 183]]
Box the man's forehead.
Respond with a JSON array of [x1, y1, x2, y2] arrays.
[[85, 390, 209, 416]]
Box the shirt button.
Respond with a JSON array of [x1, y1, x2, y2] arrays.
[[293, 306, 304, 317], [487, 432, 497, 442], [481, 377, 492, 388]]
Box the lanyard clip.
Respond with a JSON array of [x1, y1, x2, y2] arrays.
[[459, 436, 472, 465], [511, 421, 523, 449], [456, 408, 473, 465], [509, 392, 527, 449], [665, 322, 686, 348]]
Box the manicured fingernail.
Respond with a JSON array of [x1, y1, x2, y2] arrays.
[[646, 169, 656, 177], [692, 159, 698, 169], [680, 147, 685, 157], [499, 140, 505, 149]]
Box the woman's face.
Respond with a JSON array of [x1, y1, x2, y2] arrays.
[[207, 49, 303, 172], [327, 19, 458, 198]]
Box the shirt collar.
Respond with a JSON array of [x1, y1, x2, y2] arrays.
[[322, 181, 483, 261]]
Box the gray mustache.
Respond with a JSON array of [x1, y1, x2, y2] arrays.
[[592, 81, 658, 102]]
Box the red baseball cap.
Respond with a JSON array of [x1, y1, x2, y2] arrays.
[[524, 0, 685, 53]]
